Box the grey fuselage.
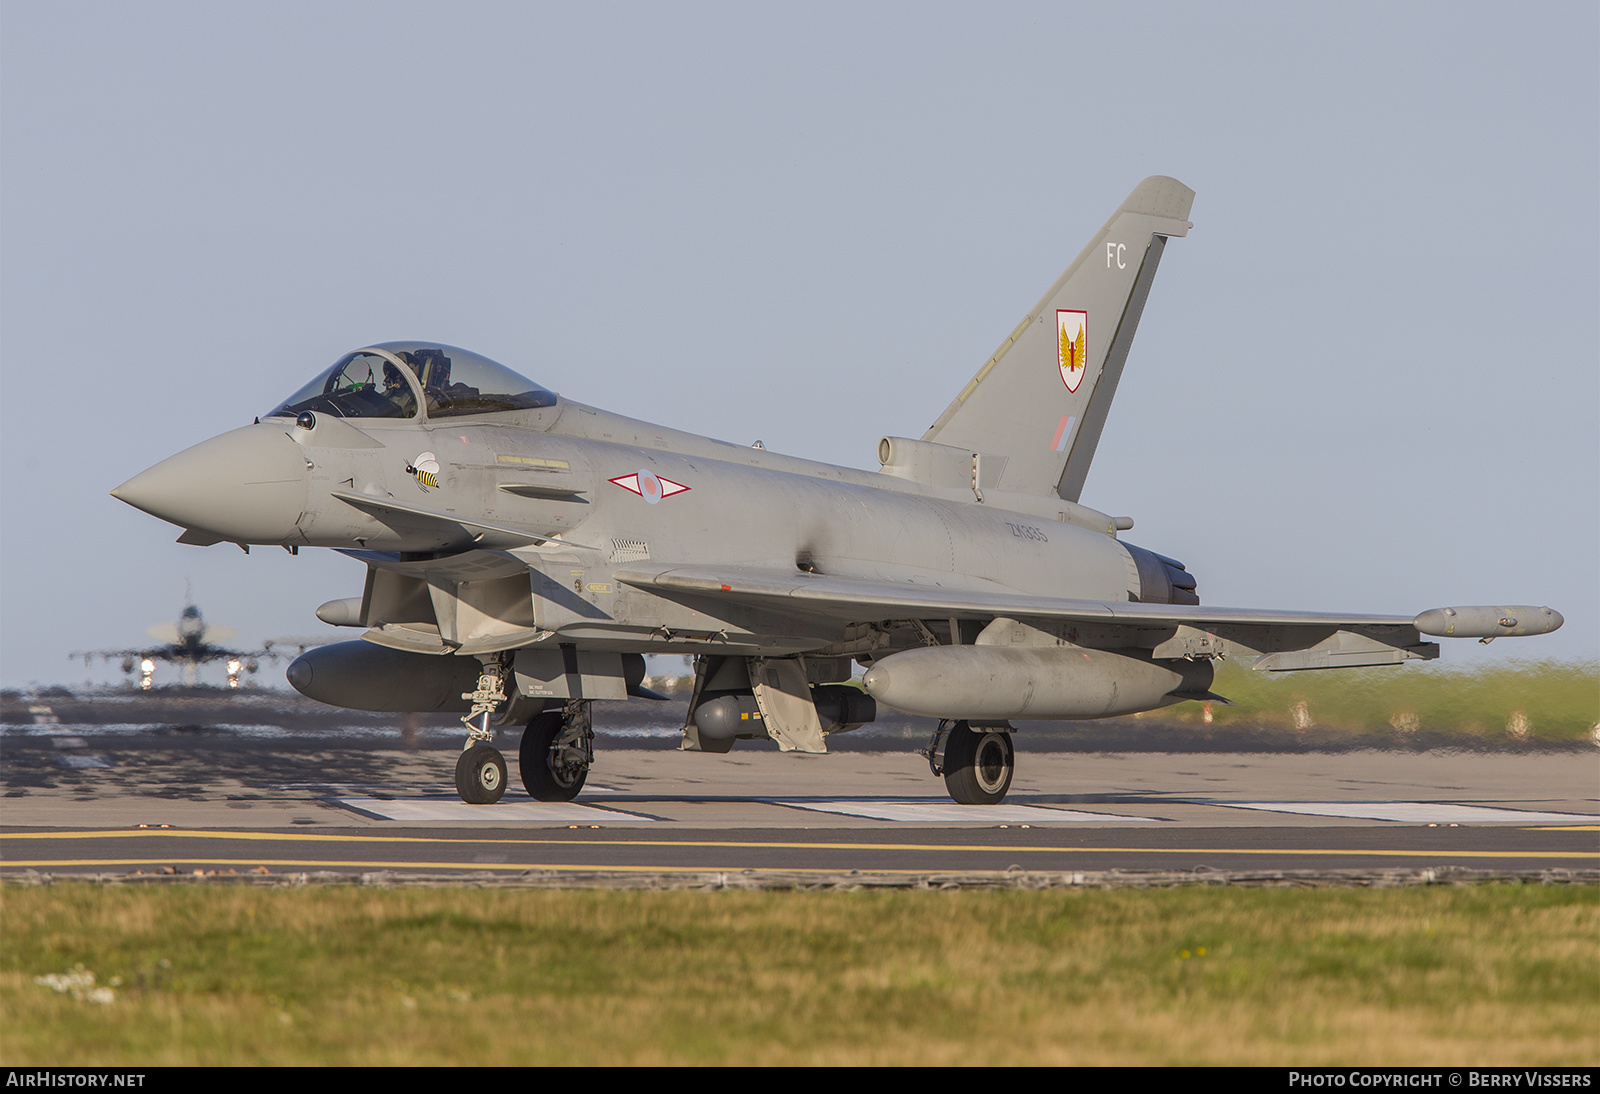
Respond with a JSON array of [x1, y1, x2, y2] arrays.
[[172, 396, 1141, 661]]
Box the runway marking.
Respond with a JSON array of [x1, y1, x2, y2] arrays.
[[55, 755, 111, 769], [334, 798, 655, 823], [277, 784, 626, 794], [774, 800, 1161, 823], [4, 832, 1596, 869], [4, 846, 1596, 873], [5, 829, 1598, 858], [2, 858, 878, 874], [1201, 802, 1596, 825]]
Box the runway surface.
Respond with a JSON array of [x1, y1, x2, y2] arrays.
[[3, 714, 1595, 881]]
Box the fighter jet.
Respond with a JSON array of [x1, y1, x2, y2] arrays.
[[111, 177, 1563, 805], [73, 602, 266, 689]]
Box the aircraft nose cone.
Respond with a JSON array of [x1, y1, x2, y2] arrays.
[[113, 424, 308, 543]]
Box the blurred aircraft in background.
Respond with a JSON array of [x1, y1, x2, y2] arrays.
[[72, 602, 320, 690]]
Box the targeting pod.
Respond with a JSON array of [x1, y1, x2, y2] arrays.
[[694, 685, 876, 741], [1413, 606, 1564, 639]]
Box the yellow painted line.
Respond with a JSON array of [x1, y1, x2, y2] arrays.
[[4, 859, 1088, 876], [9, 827, 1249, 851], [1529, 825, 1599, 831], [2, 853, 1595, 873], [5, 859, 822, 873], [3, 828, 1597, 859], [0, 838, 1593, 863]]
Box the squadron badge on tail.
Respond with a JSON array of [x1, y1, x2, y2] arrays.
[[1057, 309, 1087, 392]]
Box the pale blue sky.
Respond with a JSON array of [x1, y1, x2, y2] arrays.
[[2, 1, 1595, 687]]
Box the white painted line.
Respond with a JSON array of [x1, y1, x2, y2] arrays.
[[336, 798, 655, 823], [1203, 801, 1595, 825], [56, 755, 111, 769], [775, 800, 1161, 823]]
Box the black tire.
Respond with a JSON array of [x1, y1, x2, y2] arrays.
[[455, 744, 507, 805], [519, 711, 588, 802], [942, 721, 1014, 805]]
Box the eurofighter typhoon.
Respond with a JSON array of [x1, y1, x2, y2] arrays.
[[112, 178, 1563, 805]]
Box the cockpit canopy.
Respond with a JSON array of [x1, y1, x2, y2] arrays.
[[267, 342, 557, 422]]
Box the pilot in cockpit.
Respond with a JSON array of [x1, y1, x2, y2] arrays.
[[411, 348, 452, 388], [381, 360, 419, 416], [394, 348, 460, 414]]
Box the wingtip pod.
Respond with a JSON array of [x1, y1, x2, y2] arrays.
[[1413, 606, 1564, 639]]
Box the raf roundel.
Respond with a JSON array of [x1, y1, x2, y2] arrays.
[[609, 469, 690, 504]]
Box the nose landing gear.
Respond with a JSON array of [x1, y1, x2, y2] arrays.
[[454, 659, 510, 805], [455, 744, 508, 804]]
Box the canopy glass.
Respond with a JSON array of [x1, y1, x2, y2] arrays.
[[267, 343, 557, 421]]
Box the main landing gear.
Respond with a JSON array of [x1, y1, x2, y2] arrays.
[[926, 720, 1014, 805], [519, 701, 593, 802], [452, 660, 596, 804]]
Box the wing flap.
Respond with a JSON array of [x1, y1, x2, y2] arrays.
[[1252, 630, 1438, 671]]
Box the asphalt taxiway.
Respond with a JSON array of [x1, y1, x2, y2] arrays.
[[3, 718, 1594, 881]]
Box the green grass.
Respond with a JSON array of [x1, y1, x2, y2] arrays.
[[1154, 659, 1599, 746], [662, 659, 1599, 747], [3, 882, 1596, 1065]]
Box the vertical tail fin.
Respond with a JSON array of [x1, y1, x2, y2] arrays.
[[922, 176, 1193, 502]]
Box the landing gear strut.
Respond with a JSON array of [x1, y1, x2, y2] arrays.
[[926, 719, 1014, 805], [519, 700, 593, 802], [454, 658, 510, 805]]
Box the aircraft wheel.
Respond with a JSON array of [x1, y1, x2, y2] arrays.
[[942, 722, 1014, 805], [520, 711, 589, 802], [455, 744, 507, 805]]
